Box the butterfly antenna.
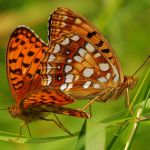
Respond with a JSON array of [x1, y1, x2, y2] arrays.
[[132, 55, 150, 77]]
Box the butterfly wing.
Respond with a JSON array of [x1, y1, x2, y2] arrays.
[[42, 32, 120, 100], [7, 26, 49, 103], [48, 7, 124, 83], [21, 87, 89, 118]]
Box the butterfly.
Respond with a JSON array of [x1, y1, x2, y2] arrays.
[[41, 7, 138, 106], [7, 26, 90, 135]]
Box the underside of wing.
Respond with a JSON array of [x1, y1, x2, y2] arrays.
[[7, 26, 49, 102], [21, 87, 89, 118], [48, 7, 124, 83], [41, 33, 119, 99]]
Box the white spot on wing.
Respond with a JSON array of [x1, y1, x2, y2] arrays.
[[74, 55, 83, 63], [47, 75, 52, 85], [65, 65, 72, 73], [53, 44, 60, 53], [111, 65, 119, 82], [65, 74, 74, 83], [75, 18, 82, 24], [85, 43, 95, 53], [114, 74, 119, 81], [46, 63, 52, 73], [61, 38, 70, 45], [106, 73, 111, 80], [83, 81, 92, 89], [93, 83, 100, 89], [60, 83, 67, 91], [94, 53, 101, 58], [99, 63, 109, 71], [78, 48, 87, 57], [66, 50, 70, 55], [67, 83, 73, 89], [75, 75, 79, 81], [48, 54, 56, 62], [83, 68, 94, 77], [63, 16, 68, 20], [58, 76, 61, 80], [61, 22, 66, 27], [57, 65, 61, 69], [98, 77, 107, 83], [71, 35, 80, 41], [67, 59, 72, 63]]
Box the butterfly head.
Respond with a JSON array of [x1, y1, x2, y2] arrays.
[[124, 76, 138, 89], [8, 105, 21, 118]]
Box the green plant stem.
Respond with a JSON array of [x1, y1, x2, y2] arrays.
[[124, 108, 142, 150], [107, 67, 150, 149], [129, 68, 150, 111]]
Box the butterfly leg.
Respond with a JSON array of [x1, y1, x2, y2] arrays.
[[89, 102, 92, 117], [19, 122, 32, 138], [79, 96, 100, 118], [40, 115, 72, 136], [53, 113, 73, 136], [81, 96, 99, 111], [125, 88, 133, 114], [10, 122, 31, 141], [26, 124, 32, 137]]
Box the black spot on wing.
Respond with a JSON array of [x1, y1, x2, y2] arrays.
[[11, 77, 17, 81], [13, 32, 19, 37], [101, 48, 110, 53], [10, 47, 17, 51], [22, 62, 30, 68], [34, 58, 40, 63], [95, 40, 104, 47], [19, 53, 24, 57], [20, 40, 25, 45], [15, 38, 20, 43], [9, 67, 22, 75], [27, 73, 33, 79], [108, 56, 113, 60], [28, 51, 34, 56], [13, 80, 23, 90], [87, 31, 97, 38], [36, 69, 41, 74], [9, 59, 17, 63]]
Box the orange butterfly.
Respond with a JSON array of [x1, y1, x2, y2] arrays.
[[7, 26, 89, 136], [42, 7, 138, 107]]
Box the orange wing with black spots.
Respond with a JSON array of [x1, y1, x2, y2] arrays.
[[21, 87, 89, 118], [7, 26, 90, 120], [7, 26, 49, 102]]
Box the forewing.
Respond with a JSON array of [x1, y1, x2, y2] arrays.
[[48, 7, 124, 82], [21, 88, 89, 118], [7, 26, 49, 102]]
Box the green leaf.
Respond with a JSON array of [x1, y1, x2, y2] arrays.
[[0, 131, 79, 144], [86, 120, 105, 150], [75, 120, 87, 150]]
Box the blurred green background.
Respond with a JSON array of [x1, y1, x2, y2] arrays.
[[0, 0, 149, 149]]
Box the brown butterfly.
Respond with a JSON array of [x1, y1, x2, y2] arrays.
[[42, 7, 139, 109], [7, 26, 89, 136]]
